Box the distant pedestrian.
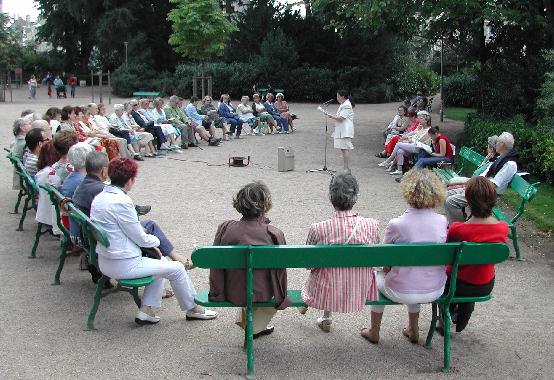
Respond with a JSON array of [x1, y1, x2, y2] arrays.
[[28, 75, 38, 99], [68, 74, 77, 98]]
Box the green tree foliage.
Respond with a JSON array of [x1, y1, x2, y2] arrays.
[[537, 50, 554, 119], [167, 0, 237, 61], [36, 0, 181, 72], [0, 13, 23, 70]]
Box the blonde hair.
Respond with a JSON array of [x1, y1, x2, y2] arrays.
[[400, 169, 446, 209]]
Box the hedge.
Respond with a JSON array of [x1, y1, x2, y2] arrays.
[[464, 113, 554, 185], [112, 62, 439, 103], [443, 72, 478, 108]]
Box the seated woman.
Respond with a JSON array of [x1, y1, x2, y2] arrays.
[[217, 94, 243, 139], [45, 107, 62, 134], [301, 172, 379, 332], [91, 157, 217, 324], [35, 141, 61, 232], [383, 107, 416, 146], [50, 129, 79, 187], [122, 103, 158, 157], [236, 96, 257, 135], [380, 105, 409, 144], [252, 93, 277, 134], [209, 181, 290, 339], [200, 96, 230, 137], [442, 176, 508, 334], [186, 96, 219, 141], [360, 169, 447, 344], [150, 98, 180, 150], [81, 107, 120, 160], [378, 110, 432, 175], [414, 126, 454, 169], [274, 93, 296, 131]]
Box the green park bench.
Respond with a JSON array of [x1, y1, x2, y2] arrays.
[[132, 91, 160, 98], [433, 146, 539, 260], [68, 202, 155, 331], [4, 149, 39, 231], [33, 184, 72, 285], [192, 242, 509, 378]]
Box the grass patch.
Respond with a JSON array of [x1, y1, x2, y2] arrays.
[[444, 107, 476, 122], [501, 179, 554, 232]]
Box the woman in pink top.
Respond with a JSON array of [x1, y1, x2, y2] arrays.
[[361, 169, 447, 344], [302, 172, 379, 332]]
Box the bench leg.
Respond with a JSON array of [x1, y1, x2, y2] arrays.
[[245, 306, 255, 380], [52, 236, 70, 285], [84, 275, 107, 331], [131, 287, 141, 308], [510, 226, 523, 261], [425, 302, 439, 348], [9, 189, 23, 214], [442, 306, 452, 372], [30, 222, 44, 259], [17, 197, 31, 231]]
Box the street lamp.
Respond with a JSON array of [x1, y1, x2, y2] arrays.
[[124, 41, 129, 68], [440, 38, 444, 122]]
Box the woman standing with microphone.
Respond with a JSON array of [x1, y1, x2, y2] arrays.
[[327, 89, 355, 172]]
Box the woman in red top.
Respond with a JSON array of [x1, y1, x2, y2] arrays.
[[443, 176, 508, 333], [414, 126, 454, 169]]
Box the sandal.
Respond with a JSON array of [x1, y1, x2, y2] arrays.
[[184, 258, 196, 271], [375, 152, 388, 158], [162, 289, 175, 299], [402, 327, 419, 343], [360, 328, 379, 344]]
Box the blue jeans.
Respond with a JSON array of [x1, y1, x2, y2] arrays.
[[273, 114, 289, 131], [415, 150, 453, 169], [141, 220, 174, 256], [225, 117, 243, 136]]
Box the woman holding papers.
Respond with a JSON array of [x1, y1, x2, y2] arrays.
[[414, 126, 454, 169], [326, 89, 355, 172]]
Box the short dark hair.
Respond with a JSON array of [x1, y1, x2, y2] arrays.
[[233, 181, 272, 218], [44, 107, 61, 122], [428, 126, 440, 135], [85, 150, 109, 173], [108, 157, 138, 187], [465, 176, 497, 218], [25, 128, 44, 151], [190, 96, 199, 103], [329, 172, 359, 211], [53, 129, 78, 156]]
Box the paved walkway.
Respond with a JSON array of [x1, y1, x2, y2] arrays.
[[0, 87, 552, 379]]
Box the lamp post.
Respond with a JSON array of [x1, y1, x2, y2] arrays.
[[440, 38, 444, 122], [124, 41, 129, 68]]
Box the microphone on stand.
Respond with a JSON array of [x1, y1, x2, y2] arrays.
[[322, 98, 335, 105]]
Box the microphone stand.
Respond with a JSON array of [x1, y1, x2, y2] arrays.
[[308, 101, 335, 175]]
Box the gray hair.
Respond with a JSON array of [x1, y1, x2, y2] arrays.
[[169, 95, 179, 103], [487, 135, 499, 151], [329, 171, 359, 211], [498, 132, 515, 149], [241, 96, 250, 101], [31, 119, 49, 131], [113, 104, 124, 112], [129, 99, 138, 106], [85, 150, 109, 174], [68, 142, 94, 170], [13, 118, 28, 136], [232, 181, 272, 218]]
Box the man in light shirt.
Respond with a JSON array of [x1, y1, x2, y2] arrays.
[[445, 132, 518, 224]]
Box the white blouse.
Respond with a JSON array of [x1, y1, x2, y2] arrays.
[[333, 100, 354, 139]]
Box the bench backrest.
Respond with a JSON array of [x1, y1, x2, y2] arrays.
[[67, 202, 110, 268], [192, 243, 509, 269], [39, 183, 70, 237]]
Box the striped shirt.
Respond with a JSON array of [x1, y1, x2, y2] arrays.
[[23, 151, 38, 176], [301, 210, 380, 313]]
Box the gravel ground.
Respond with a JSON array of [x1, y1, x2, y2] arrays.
[[0, 87, 552, 379]]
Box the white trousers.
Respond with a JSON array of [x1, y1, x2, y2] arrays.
[[160, 124, 176, 136], [370, 271, 444, 313], [98, 256, 196, 310]]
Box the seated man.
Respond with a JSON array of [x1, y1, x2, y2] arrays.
[[445, 132, 518, 224], [23, 127, 46, 176], [73, 151, 193, 284], [186, 96, 222, 143], [129, 99, 167, 150], [217, 94, 243, 139], [264, 93, 289, 133], [164, 95, 198, 149], [87, 102, 132, 158], [11, 117, 32, 189]]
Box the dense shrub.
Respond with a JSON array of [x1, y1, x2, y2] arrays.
[[464, 113, 554, 184], [443, 72, 478, 108], [389, 65, 440, 100]]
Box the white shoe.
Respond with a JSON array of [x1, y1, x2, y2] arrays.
[[135, 310, 160, 325], [378, 160, 389, 167], [186, 308, 218, 320], [385, 166, 395, 172], [389, 170, 403, 175]]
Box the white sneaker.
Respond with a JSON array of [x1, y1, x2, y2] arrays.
[[135, 310, 160, 325], [186, 308, 218, 320], [378, 160, 389, 167], [389, 170, 403, 175]]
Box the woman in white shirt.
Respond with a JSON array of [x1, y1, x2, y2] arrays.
[[91, 157, 217, 325], [236, 96, 257, 135], [327, 90, 355, 172]]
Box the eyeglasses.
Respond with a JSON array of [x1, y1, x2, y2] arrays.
[[40, 138, 51, 142]]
